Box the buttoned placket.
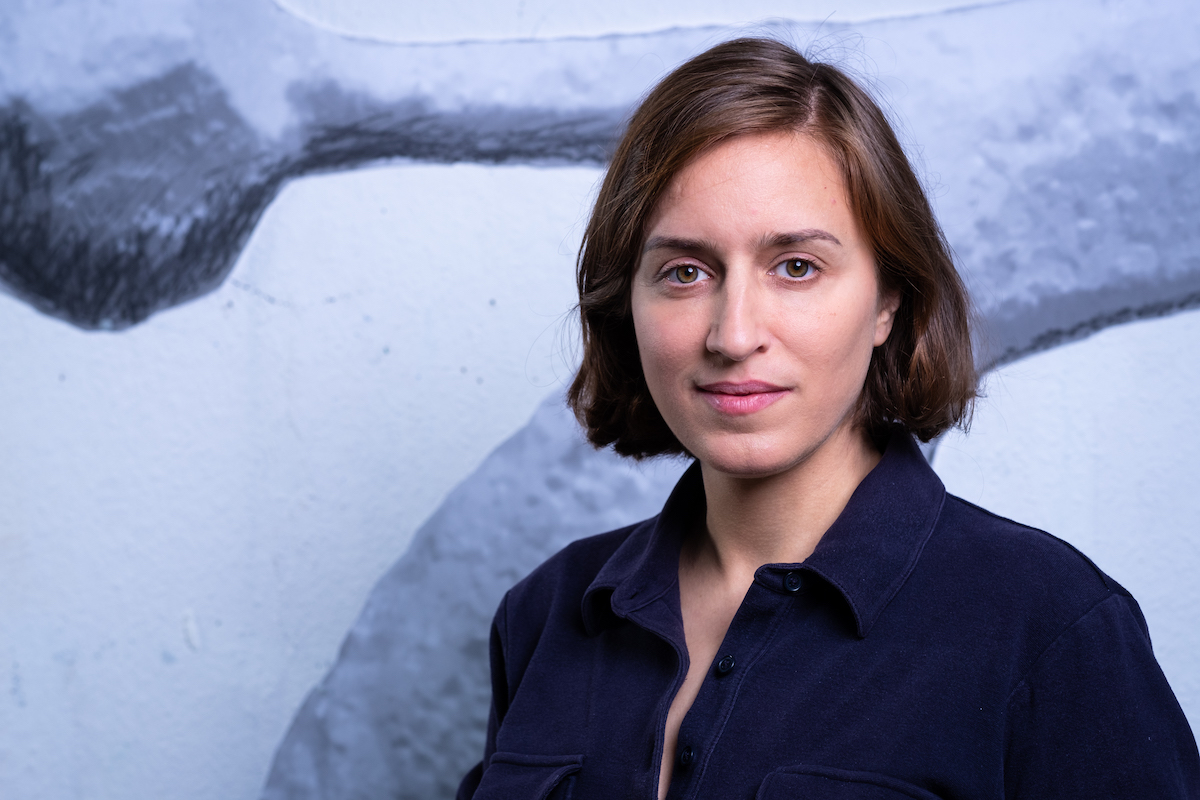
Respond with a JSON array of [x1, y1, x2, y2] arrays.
[[656, 566, 811, 800]]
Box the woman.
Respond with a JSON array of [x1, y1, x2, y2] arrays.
[[458, 38, 1199, 799]]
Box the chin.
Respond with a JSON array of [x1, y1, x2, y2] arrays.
[[691, 436, 813, 480], [686, 415, 870, 480]]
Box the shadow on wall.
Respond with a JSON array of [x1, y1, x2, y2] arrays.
[[1, 1, 1198, 798]]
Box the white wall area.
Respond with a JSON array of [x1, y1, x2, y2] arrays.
[[0, 162, 598, 800]]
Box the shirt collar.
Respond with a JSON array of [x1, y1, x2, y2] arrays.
[[800, 429, 947, 637], [581, 460, 701, 636], [581, 428, 947, 639]]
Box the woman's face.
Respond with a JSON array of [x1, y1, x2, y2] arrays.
[[631, 131, 899, 479]]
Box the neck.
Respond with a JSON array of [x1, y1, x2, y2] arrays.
[[693, 425, 882, 580]]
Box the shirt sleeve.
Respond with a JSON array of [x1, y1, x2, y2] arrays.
[[457, 592, 511, 800], [1003, 592, 1200, 798]]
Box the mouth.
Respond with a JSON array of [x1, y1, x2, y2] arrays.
[[695, 380, 790, 415]]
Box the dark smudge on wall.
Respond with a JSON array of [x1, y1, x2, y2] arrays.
[[0, 63, 621, 330]]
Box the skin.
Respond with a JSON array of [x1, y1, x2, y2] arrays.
[[629, 130, 900, 799]]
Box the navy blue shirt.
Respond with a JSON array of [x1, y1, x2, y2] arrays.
[[458, 431, 1200, 799]]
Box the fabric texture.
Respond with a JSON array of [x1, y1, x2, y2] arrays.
[[457, 430, 1200, 799]]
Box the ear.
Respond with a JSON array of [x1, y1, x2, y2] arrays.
[[873, 290, 901, 347]]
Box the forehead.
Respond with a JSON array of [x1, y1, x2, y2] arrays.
[[644, 131, 859, 245]]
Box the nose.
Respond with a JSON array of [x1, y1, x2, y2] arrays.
[[705, 276, 768, 362]]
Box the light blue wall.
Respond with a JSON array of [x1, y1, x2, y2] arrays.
[[1, 2, 1197, 799]]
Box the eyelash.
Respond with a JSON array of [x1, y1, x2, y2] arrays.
[[658, 257, 820, 285]]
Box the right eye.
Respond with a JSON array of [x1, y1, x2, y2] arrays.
[[666, 264, 706, 284]]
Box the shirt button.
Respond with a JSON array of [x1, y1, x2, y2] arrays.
[[679, 746, 695, 766], [715, 654, 736, 675], [783, 571, 803, 592]]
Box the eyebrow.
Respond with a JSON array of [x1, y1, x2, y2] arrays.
[[760, 229, 842, 248], [641, 235, 716, 255], [641, 229, 842, 254]]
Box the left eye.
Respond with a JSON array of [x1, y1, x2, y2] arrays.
[[776, 258, 815, 279], [667, 265, 706, 284]]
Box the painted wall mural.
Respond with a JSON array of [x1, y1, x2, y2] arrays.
[[1, 1, 1197, 799], [3, 1, 1199, 356]]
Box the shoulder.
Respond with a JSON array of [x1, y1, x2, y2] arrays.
[[936, 494, 1129, 593], [961, 491, 1200, 794], [919, 494, 1149, 650]]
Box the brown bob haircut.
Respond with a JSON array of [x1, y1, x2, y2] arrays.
[[568, 37, 976, 458]]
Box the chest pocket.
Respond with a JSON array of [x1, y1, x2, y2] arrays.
[[472, 752, 584, 800], [757, 765, 945, 800]]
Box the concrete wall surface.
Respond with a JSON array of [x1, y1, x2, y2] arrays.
[[0, 1, 1197, 799]]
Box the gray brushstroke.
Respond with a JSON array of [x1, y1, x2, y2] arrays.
[[0, 0, 712, 329], [950, 65, 1200, 368], [0, 0, 1196, 367], [0, 65, 277, 327], [0, 67, 621, 329]]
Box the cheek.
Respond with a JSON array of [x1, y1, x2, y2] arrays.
[[785, 299, 881, 389], [788, 307, 874, 362], [633, 305, 685, 388]]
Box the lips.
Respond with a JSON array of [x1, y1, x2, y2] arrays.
[[696, 380, 790, 415]]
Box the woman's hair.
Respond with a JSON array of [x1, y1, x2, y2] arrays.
[[568, 36, 976, 457]]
